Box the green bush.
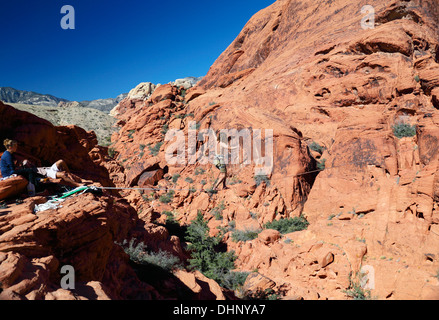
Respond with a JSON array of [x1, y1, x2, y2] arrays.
[[221, 271, 250, 291], [108, 147, 116, 158], [148, 142, 163, 156], [254, 174, 271, 187], [228, 176, 242, 185], [118, 239, 182, 272], [159, 190, 175, 204], [317, 158, 326, 171], [141, 250, 182, 272], [210, 201, 225, 220], [344, 276, 372, 300], [392, 123, 416, 139], [161, 124, 169, 135], [127, 129, 135, 139], [231, 228, 262, 242], [163, 210, 177, 223], [186, 211, 238, 288], [172, 173, 180, 183], [205, 187, 218, 195], [263, 216, 309, 234], [309, 141, 324, 154]]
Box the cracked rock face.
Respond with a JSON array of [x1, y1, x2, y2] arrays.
[[3, 0, 439, 300], [108, 0, 439, 299]]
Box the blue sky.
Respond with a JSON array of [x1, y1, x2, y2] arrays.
[[0, 0, 274, 101]]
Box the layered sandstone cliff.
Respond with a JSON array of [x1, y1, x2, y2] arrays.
[[2, 0, 439, 300], [107, 0, 439, 299]]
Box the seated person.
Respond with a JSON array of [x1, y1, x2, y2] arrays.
[[1, 139, 37, 195]]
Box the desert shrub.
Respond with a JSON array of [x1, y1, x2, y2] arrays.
[[393, 122, 416, 139], [142, 192, 155, 202], [228, 176, 242, 185], [102, 136, 112, 147], [263, 216, 309, 234], [309, 141, 324, 154], [185, 177, 194, 184], [127, 130, 135, 138], [163, 210, 176, 222], [159, 190, 175, 204], [119, 239, 147, 260], [108, 147, 116, 158], [194, 168, 205, 175], [186, 211, 238, 288], [161, 124, 169, 135], [140, 250, 182, 272], [254, 174, 271, 187], [344, 275, 372, 300], [205, 187, 218, 195], [221, 271, 250, 291], [118, 239, 182, 272], [231, 228, 262, 242], [317, 158, 326, 171], [148, 142, 163, 156], [210, 201, 225, 220], [172, 173, 180, 183]]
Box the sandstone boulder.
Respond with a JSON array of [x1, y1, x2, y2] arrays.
[[0, 175, 28, 201], [257, 229, 280, 245]]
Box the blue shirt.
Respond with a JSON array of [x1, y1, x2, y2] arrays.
[[0, 151, 15, 178]]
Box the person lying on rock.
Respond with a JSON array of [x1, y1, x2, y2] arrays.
[[34, 159, 87, 188], [1, 139, 38, 196]]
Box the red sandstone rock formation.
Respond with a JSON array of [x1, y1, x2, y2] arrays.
[[107, 0, 439, 300], [0, 102, 225, 300], [0, 192, 226, 300], [2, 0, 439, 300]]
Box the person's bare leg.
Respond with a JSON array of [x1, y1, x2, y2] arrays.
[[213, 173, 226, 190], [55, 160, 70, 173], [222, 174, 227, 189], [56, 172, 83, 188], [55, 160, 93, 185]]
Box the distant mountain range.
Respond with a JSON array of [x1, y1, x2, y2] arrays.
[[0, 77, 202, 145], [0, 87, 127, 113], [0, 76, 202, 114]]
